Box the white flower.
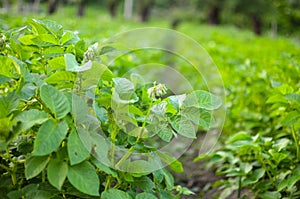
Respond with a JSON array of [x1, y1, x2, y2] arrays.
[[147, 81, 167, 99]]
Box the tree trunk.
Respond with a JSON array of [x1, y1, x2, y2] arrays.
[[77, 0, 88, 17], [17, 0, 23, 13], [48, 0, 58, 14], [252, 16, 262, 35], [139, 0, 153, 22], [33, 0, 40, 12], [2, 0, 10, 12], [124, 0, 133, 19], [108, 0, 119, 18], [207, 5, 220, 25]]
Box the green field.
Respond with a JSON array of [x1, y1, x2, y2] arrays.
[[1, 4, 300, 199]]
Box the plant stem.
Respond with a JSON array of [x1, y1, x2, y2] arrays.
[[104, 176, 112, 191], [115, 100, 154, 167], [110, 125, 117, 166], [237, 175, 242, 198], [0, 164, 10, 171], [291, 125, 300, 161], [42, 169, 45, 183], [115, 147, 134, 168]]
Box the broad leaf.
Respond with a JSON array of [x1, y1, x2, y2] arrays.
[[47, 158, 68, 190], [65, 53, 92, 72], [45, 71, 75, 85], [157, 126, 173, 142], [61, 31, 79, 45], [131, 176, 155, 191], [67, 130, 90, 165], [48, 56, 66, 70], [91, 157, 117, 177], [33, 119, 68, 156], [183, 90, 221, 110], [25, 155, 49, 179], [157, 151, 183, 173], [40, 84, 70, 119], [136, 193, 157, 199], [101, 189, 132, 199], [14, 109, 48, 132], [67, 161, 100, 196], [282, 111, 300, 126]]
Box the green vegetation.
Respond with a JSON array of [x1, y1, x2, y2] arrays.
[[1, 3, 300, 199]]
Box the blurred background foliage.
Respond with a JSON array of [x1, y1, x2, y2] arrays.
[[0, 0, 300, 37]]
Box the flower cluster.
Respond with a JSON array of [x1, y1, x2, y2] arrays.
[[147, 81, 167, 99]]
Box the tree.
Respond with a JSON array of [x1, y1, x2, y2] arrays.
[[48, 0, 59, 14], [138, 0, 154, 22], [193, 0, 225, 25], [77, 0, 88, 17], [105, 0, 121, 18], [124, 0, 133, 19], [233, 0, 273, 35]]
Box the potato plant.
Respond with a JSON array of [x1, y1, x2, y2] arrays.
[[0, 19, 221, 198]]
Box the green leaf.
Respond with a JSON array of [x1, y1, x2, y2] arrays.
[[36, 34, 59, 45], [48, 56, 66, 70], [0, 93, 19, 118], [226, 131, 252, 144], [282, 111, 300, 126], [45, 71, 75, 85], [61, 31, 79, 45], [285, 93, 300, 103], [0, 116, 17, 140], [157, 151, 183, 173], [258, 191, 281, 199], [163, 168, 175, 190], [14, 109, 49, 132], [130, 73, 145, 87], [177, 118, 196, 139], [181, 107, 212, 128], [121, 159, 154, 174], [101, 189, 132, 199], [157, 126, 173, 142], [65, 53, 92, 72], [132, 176, 155, 191], [113, 77, 134, 95], [7, 184, 53, 199], [287, 175, 300, 190], [183, 90, 222, 110], [243, 168, 265, 185], [136, 192, 157, 199], [93, 103, 108, 123], [32, 19, 63, 37], [67, 161, 100, 196], [18, 35, 36, 45], [40, 84, 70, 119], [67, 130, 90, 165], [33, 119, 68, 156], [91, 157, 117, 177], [159, 190, 174, 199], [43, 46, 64, 57], [112, 78, 138, 103], [47, 158, 68, 190], [266, 94, 287, 104], [25, 155, 50, 179]]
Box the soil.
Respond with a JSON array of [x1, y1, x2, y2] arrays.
[[172, 133, 254, 199]]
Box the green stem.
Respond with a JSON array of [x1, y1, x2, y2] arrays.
[[291, 125, 300, 161], [42, 169, 45, 183], [237, 175, 242, 198], [104, 176, 112, 191], [115, 147, 134, 168], [0, 163, 10, 171], [137, 100, 153, 143], [115, 100, 154, 167]]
